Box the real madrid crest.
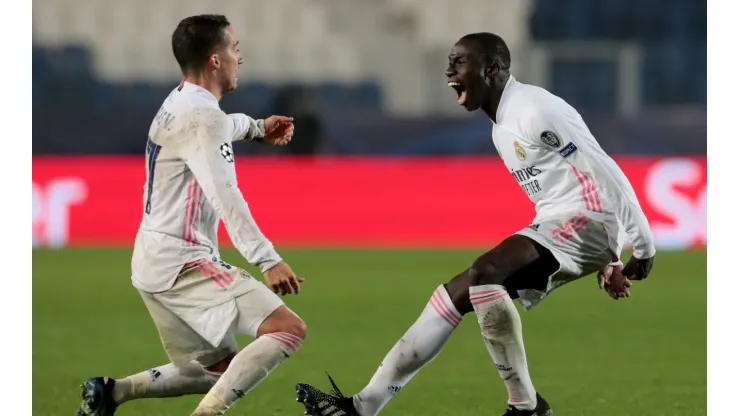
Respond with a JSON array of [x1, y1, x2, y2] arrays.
[[514, 141, 527, 161]]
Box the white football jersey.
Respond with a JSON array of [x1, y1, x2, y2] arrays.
[[131, 81, 282, 293], [492, 76, 655, 260]]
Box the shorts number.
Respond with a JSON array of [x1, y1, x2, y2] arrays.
[[145, 137, 162, 215]]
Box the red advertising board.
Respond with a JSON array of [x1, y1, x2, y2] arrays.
[[32, 156, 706, 250]]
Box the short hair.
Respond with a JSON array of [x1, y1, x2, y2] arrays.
[[460, 32, 511, 71], [171, 14, 231, 73]]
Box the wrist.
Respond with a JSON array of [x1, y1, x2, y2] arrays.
[[632, 242, 656, 260], [246, 119, 266, 141], [257, 252, 283, 273]]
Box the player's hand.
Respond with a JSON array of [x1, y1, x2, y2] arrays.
[[263, 261, 304, 296], [598, 265, 631, 300], [622, 255, 654, 281], [262, 115, 294, 146]]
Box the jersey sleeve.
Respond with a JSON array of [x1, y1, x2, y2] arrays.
[[228, 113, 266, 142], [177, 110, 282, 272], [521, 105, 656, 260]]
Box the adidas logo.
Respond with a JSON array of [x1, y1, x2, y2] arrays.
[[147, 369, 162, 382]]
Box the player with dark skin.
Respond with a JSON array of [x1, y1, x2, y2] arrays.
[[295, 33, 655, 416], [443, 34, 654, 309]]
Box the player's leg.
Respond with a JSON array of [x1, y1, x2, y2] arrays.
[[77, 259, 305, 416], [296, 276, 466, 416], [192, 283, 306, 415], [464, 234, 558, 414], [345, 281, 464, 416], [94, 302, 305, 416], [76, 286, 234, 416], [80, 359, 225, 410], [296, 235, 556, 416], [355, 235, 556, 416]]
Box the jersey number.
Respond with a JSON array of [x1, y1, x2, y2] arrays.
[[145, 137, 162, 215]]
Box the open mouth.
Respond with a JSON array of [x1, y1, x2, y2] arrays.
[[448, 81, 467, 106]]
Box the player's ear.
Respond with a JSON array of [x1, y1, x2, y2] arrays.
[[485, 62, 499, 79], [208, 54, 221, 70]]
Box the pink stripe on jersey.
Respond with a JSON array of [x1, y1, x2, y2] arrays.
[[182, 177, 196, 244], [190, 184, 203, 245], [182, 178, 203, 247], [569, 165, 602, 212], [184, 178, 204, 247], [265, 332, 303, 352], [429, 288, 461, 328]]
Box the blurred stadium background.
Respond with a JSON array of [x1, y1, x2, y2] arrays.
[[32, 1, 707, 415]]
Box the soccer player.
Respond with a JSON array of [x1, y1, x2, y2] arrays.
[[295, 33, 656, 416], [76, 15, 307, 416]]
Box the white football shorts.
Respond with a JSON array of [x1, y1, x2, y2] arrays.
[[138, 257, 284, 367], [514, 211, 620, 309]]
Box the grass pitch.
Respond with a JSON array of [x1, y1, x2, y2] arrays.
[[33, 249, 706, 415]]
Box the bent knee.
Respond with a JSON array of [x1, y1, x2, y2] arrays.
[[279, 318, 307, 340], [469, 258, 508, 286], [257, 306, 307, 340], [261, 320, 307, 356]]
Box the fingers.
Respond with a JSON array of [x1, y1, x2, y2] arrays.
[[602, 270, 632, 300], [269, 279, 291, 296], [288, 276, 301, 294], [606, 286, 630, 300], [606, 286, 619, 300], [279, 281, 291, 296], [271, 115, 294, 123], [266, 124, 294, 146], [273, 276, 303, 296], [598, 265, 614, 289], [264, 116, 295, 139]]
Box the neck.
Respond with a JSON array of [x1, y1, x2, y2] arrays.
[[183, 72, 223, 101], [481, 74, 510, 123]]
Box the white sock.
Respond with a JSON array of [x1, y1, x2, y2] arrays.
[[112, 362, 218, 404], [192, 332, 302, 415], [470, 284, 537, 410], [353, 285, 462, 416]]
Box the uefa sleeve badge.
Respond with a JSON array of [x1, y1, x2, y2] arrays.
[[539, 131, 561, 148]]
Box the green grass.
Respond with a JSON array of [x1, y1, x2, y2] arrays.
[[33, 249, 706, 416]]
